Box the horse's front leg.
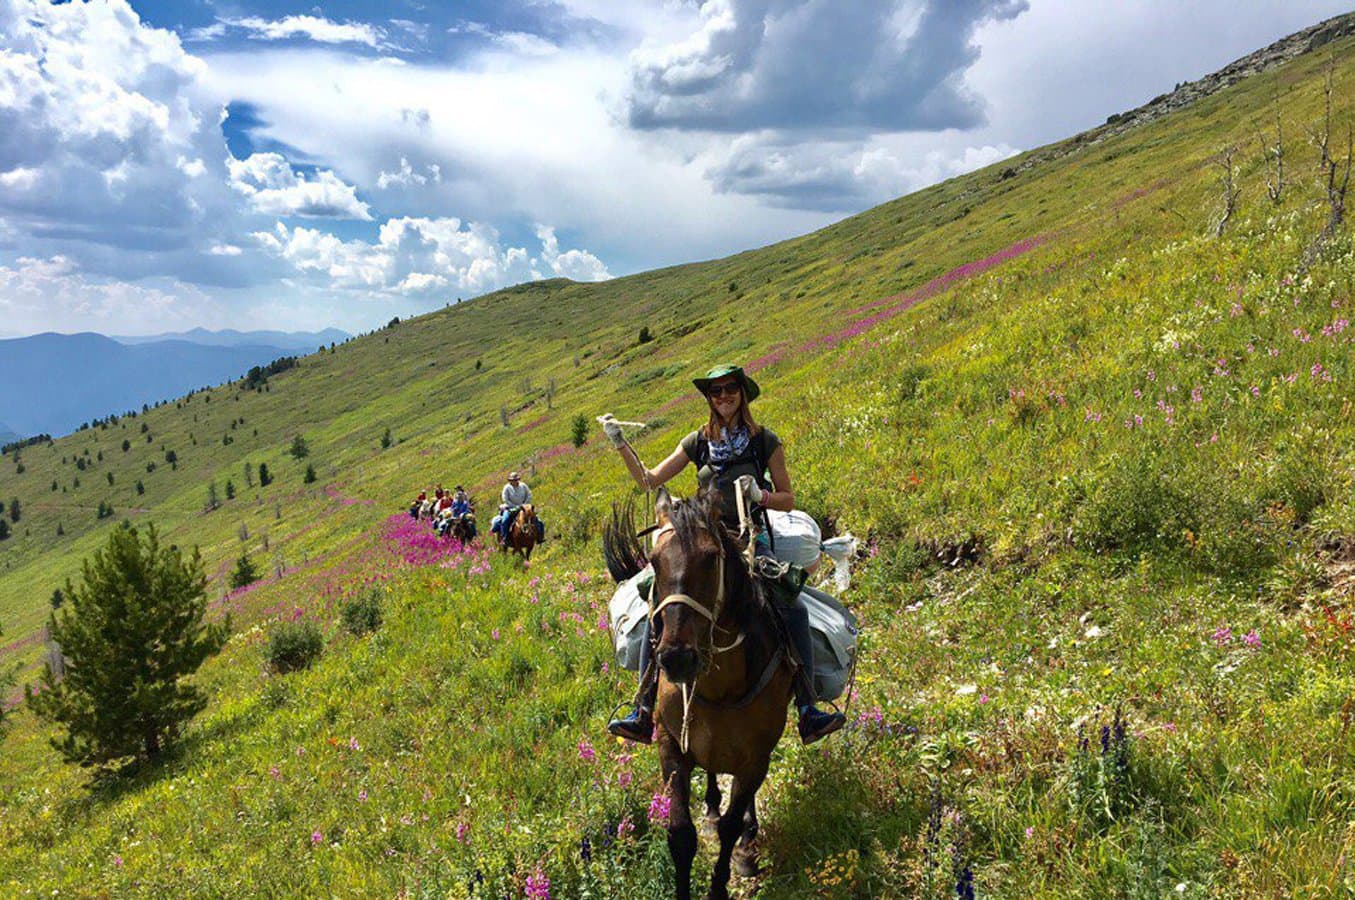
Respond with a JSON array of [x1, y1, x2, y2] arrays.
[[709, 767, 767, 900], [733, 795, 759, 878], [658, 735, 697, 900], [702, 772, 722, 836]]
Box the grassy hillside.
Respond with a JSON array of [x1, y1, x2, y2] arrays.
[[2, 25, 1355, 897]]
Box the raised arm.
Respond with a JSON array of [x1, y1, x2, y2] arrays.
[[620, 443, 689, 492]]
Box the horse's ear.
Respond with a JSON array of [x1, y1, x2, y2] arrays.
[[654, 487, 672, 525]]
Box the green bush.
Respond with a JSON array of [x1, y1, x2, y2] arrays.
[[265, 619, 323, 673], [1076, 449, 1197, 556], [340, 592, 383, 636]]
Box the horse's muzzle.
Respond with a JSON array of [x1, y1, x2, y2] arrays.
[[658, 645, 701, 684]]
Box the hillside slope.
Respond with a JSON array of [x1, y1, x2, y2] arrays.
[[2, 18, 1355, 897]]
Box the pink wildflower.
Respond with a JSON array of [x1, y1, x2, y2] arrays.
[[113, 855, 124, 868], [525, 870, 551, 900], [648, 792, 672, 824], [456, 821, 471, 844], [578, 740, 596, 763], [349, 737, 360, 751], [359, 789, 368, 802], [1212, 626, 1232, 646], [311, 830, 324, 846], [1242, 630, 1261, 649]]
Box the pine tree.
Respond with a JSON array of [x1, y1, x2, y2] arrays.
[[381, 427, 392, 450], [571, 414, 589, 448], [258, 463, 272, 487], [205, 481, 219, 512], [0, 520, 9, 540], [26, 524, 227, 766], [229, 552, 260, 590], [225, 480, 235, 501], [303, 463, 316, 484], [289, 434, 309, 460], [9, 497, 19, 523]]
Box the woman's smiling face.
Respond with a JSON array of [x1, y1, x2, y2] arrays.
[[706, 377, 742, 420]]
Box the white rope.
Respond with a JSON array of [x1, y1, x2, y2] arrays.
[[596, 415, 649, 428], [680, 681, 693, 753]]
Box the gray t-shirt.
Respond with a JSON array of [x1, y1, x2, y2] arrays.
[[678, 426, 780, 525]]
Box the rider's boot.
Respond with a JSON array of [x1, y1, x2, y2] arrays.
[[783, 597, 846, 745], [607, 633, 656, 744]]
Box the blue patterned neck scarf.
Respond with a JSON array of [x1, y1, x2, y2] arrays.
[[707, 424, 750, 468]]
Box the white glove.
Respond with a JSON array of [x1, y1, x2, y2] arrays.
[[598, 413, 626, 448], [735, 474, 764, 505]]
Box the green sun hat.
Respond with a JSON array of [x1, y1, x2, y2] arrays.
[[692, 364, 760, 402]]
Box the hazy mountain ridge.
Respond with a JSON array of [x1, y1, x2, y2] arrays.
[[0, 332, 317, 438], [110, 327, 351, 351]]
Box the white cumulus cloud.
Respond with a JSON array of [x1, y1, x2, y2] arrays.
[[0, 255, 216, 335], [376, 157, 443, 189], [227, 152, 372, 220], [211, 16, 384, 49], [536, 225, 611, 281], [254, 215, 611, 297]]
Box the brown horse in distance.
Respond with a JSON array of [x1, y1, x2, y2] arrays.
[[504, 503, 540, 559], [604, 488, 794, 900]]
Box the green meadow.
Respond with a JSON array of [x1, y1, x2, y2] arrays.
[[2, 32, 1355, 897]]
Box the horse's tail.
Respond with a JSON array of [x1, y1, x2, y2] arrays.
[[602, 499, 646, 584]]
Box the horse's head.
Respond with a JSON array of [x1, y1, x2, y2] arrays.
[[518, 503, 537, 525], [648, 487, 744, 685]]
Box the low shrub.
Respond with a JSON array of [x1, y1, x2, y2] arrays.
[[266, 620, 323, 673], [340, 591, 383, 636]]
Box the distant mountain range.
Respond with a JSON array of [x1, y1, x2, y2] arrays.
[[0, 329, 349, 439], [110, 327, 351, 352]]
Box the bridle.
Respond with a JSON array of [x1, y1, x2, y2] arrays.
[[647, 523, 745, 657]]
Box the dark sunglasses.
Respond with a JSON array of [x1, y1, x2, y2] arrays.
[[706, 381, 742, 398]]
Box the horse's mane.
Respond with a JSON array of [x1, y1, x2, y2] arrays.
[[603, 499, 646, 584], [604, 489, 769, 626]]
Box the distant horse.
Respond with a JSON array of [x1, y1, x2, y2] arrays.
[[504, 504, 540, 559], [603, 488, 793, 900], [450, 512, 477, 545]]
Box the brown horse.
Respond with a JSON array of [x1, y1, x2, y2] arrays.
[[504, 504, 540, 559], [604, 488, 793, 900], [449, 512, 477, 545]]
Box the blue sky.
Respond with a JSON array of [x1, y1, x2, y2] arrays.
[[0, 0, 1349, 336]]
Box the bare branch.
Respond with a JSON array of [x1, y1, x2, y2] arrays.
[[1213, 148, 1240, 238]]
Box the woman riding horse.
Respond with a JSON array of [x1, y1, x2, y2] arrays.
[[602, 364, 845, 745], [604, 488, 793, 898]]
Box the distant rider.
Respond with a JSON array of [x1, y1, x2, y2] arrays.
[[491, 472, 545, 544]]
